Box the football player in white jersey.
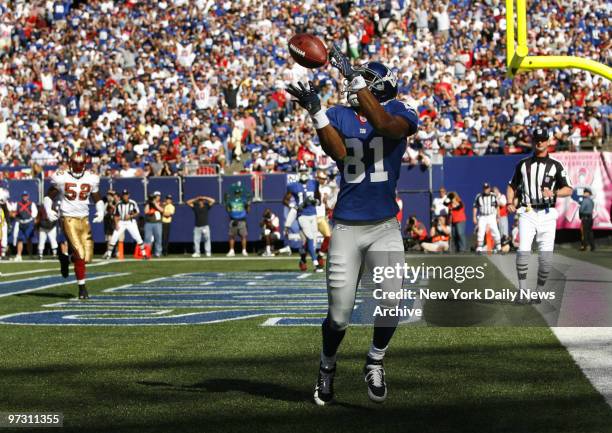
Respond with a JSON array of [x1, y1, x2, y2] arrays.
[[0, 186, 9, 259], [315, 170, 335, 262], [45, 152, 105, 299]]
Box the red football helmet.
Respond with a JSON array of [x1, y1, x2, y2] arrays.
[[69, 151, 87, 176]]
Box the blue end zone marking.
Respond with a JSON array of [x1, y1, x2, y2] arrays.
[[0, 273, 124, 297], [0, 272, 413, 327], [0, 308, 329, 326]]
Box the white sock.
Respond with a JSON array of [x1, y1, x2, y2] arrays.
[[320, 351, 336, 370], [367, 344, 388, 362], [266, 245, 271, 253]]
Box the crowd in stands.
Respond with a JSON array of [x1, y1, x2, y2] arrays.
[[0, 0, 609, 179]]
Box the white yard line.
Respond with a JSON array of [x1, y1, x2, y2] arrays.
[[488, 253, 612, 409], [0, 273, 131, 298], [1, 260, 116, 277]]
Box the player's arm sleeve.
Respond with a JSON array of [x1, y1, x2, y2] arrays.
[[325, 106, 341, 131], [508, 163, 522, 190], [48, 173, 62, 197], [31, 203, 38, 219], [387, 100, 419, 136], [555, 162, 572, 189], [91, 176, 100, 194]]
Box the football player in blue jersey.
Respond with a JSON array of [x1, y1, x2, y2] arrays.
[[287, 45, 418, 405], [283, 163, 323, 272]]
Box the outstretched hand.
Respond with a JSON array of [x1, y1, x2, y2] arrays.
[[328, 43, 359, 80], [285, 81, 321, 115]]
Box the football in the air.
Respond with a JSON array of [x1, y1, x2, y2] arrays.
[[288, 34, 327, 68]]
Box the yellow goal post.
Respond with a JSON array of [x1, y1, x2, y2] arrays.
[[506, 0, 611, 80]]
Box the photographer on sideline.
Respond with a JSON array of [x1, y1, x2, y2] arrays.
[[144, 191, 164, 258], [421, 216, 451, 253], [404, 215, 427, 251]]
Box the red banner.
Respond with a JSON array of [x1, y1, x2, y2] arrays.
[[554, 151, 612, 230]]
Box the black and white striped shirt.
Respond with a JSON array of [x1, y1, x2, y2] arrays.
[[509, 155, 571, 207], [114, 199, 140, 220], [474, 193, 498, 216]]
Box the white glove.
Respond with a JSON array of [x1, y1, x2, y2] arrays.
[[346, 74, 367, 93], [43, 196, 58, 222], [93, 200, 105, 223]]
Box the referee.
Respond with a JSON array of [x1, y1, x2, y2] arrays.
[[473, 182, 501, 253], [103, 190, 147, 259], [506, 125, 573, 302]]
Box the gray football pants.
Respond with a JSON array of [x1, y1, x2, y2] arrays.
[[326, 218, 405, 331]]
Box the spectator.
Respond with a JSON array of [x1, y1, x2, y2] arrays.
[[144, 192, 164, 258], [404, 215, 427, 251], [226, 185, 250, 257], [119, 159, 138, 178], [13, 191, 37, 261], [421, 216, 451, 253], [579, 188, 595, 251], [431, 187, 448, 218], [187, 195, 216, 258], [0, 0, 608, 183], [161, 195, 175, 257], [494, 186, 509, 238], [447, 192, 467, 253]]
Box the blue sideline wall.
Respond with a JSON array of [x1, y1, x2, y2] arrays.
[[442, 154, 524, 234], [5, 157, 523, 244]]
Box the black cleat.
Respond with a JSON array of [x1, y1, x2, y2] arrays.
[[364, 357, 387, 403], [313, 363, 336, 406], [59, 253, 70, 278], [78, 285, 89, 300]]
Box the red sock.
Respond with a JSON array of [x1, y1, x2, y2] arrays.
[[73, 256, 86, 283], [321, 237, 330, 254]]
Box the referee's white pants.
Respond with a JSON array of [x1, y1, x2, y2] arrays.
[[38, 227, 58, 254], [110, 220, 143, 245], [477, 214, 501, 247], [517, 207, 557, 252]]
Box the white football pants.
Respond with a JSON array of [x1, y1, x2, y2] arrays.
[[110, 220, 143, 245], [477, 214, 501, 248], [517, 207, 557, 252], [38, 227, 58, 254]]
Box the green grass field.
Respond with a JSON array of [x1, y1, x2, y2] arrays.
[[1, 256, 611, 433]]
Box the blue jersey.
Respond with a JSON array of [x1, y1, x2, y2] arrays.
[[327, 100, 418, 222], [287, 179, 317, 217]]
